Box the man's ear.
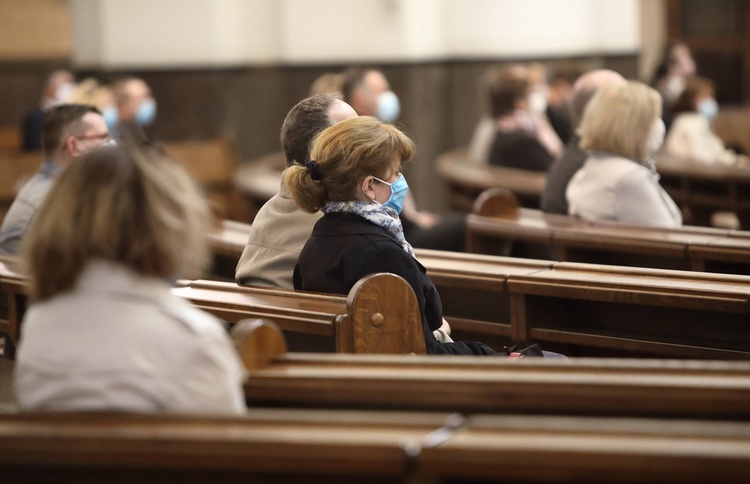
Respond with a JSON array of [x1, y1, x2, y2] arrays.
[[62, 135, 77, 156]]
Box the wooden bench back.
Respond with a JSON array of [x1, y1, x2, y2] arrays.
[[3, 409, 750, 482], [436, 148, 545, 211], [1, 260, 425, 356], [468, 188, 750, 273]]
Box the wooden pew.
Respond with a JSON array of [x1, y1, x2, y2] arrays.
[[436, 147, 546, 211], [238, 321, 750, 420], [205, 219, 750, 359], [0, 259, 426, 355], [467, 188, 750, 273], [657, 155, 750, 228], [3, 409, 750, 482]]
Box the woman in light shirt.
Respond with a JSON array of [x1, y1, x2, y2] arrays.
[[566, 81, 682, 228], [14, 144, 246, 414]]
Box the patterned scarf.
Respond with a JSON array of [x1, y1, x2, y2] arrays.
[[322, 201, 415, 258]]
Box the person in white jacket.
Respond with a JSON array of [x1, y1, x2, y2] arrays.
[[663, 76, 748, 166], [14, 144, 247, 415], [567, 81, 682, 228]]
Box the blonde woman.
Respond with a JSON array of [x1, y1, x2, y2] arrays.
[[566, 81, 682, 227], [14, 144, 246, 414], [286, 117, 497, 355]]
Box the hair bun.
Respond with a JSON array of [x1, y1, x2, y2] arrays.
[[305, 160, 323, 181]]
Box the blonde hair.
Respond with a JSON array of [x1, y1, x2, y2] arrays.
[[23, 144, 212, 301], [284, 116, 415, 213], [69, 78, 115, 111], [579, 81, 662, 161]]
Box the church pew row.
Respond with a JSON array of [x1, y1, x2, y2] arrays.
[[207, 222, 750, 359], [436, 147, 545, 211], [657, 155, 750, 228], [0, 259, 426, 355], [466, 188, 750, 274], [7, 229, 750, 359], [3, 409, 750, 482], [236, 320, 750, 420]]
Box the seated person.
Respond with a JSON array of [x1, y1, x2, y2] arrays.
[[14, 144, 246, 414], [566, 81, 682, 227], [663, 76, 748, 166], [236, 93, 357, 288], [341, 67, 466, 251], [21, 69, 75, 152], [1, 104, 112, 256], [541, 69, 625, 215], [286, 116, 498, 355], [651, 42, 697, 132], [486, 65, 560, 171]]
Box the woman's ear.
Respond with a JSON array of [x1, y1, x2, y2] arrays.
[[360, 175, 376, 202]]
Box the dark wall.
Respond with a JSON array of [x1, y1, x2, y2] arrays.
[[0, 55, 637, 210]]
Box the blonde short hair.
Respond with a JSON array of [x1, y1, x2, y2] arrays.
[[23, 144, 212, 301], [579, 81, 662, 161], [284, 116, 415, 213]]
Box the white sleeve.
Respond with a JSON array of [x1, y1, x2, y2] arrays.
[[615, 169, 682, 227]]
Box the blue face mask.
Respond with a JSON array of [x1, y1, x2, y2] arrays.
[[376, 90, 400, 123], [697, 98, 718, 120], [136, 98, 157, 126], [372, 173, 409, 214], [102, 105, 119, 131]]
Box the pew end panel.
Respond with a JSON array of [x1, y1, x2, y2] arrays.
[[230, 318, 287, 371], [346, 273, 427, 355]]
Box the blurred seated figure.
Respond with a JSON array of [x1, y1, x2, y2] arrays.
[[287, 117, 497, 355], [112, 77, 157, 143], [486, 65, 561, 171], [651, 42, 697, 132], [663, 76, 748, 166], [69, 78, 119, 132], [21, 69, 75, 152], [342, 67, 466, 251], [544, 64, 580, 145], [1, 104, 112, 256], [567, 81, 682, 227], [309, 72, 344, 96], [541, 69, 625, 215], [14, 144, 246, 415], [235, 93, 358, 288]]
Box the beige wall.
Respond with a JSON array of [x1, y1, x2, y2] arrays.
[[639, 0, 668, 81], [0, 0, 71, 60]]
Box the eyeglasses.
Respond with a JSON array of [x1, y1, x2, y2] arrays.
[[75, 132, 111, 142]]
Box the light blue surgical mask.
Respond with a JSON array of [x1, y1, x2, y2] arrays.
[[136, 98, 157, 126], [372, 173, 409, 214], [697, 98, 718, 120], [102, 105, 119, 131], [376, 90, 400, 123]]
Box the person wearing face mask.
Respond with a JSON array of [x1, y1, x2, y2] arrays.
[[663, 77, 748, 166], [286, 116, 500, 355], [1, 104, 113, 255], [341, 67, 467, 252], [112, 77, 157, 143], [485, 65, 561, 172], [566, 81, 682, 227], [652, 42, 697, 132]]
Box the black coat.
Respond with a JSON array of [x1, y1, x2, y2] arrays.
[[489, 130, 554, 172], [294, 212, 497, 356]]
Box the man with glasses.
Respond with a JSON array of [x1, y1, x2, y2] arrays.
[[0, 104, 112, 255]]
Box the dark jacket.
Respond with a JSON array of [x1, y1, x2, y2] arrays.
[[294, 212, 497, 356], [489, 130, 554, 172], [541, 134, 588, 215]]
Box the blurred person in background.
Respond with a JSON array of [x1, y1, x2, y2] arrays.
[[566, 81, 682, 227], [662, 76, 748, 166], [652, 42, 697, 132], [1, 104, 112, 256], [112, 77, 156, 143], [69, 78, 119, 133], [542, 69, 625, 215], [21, 69, 75, 151]]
